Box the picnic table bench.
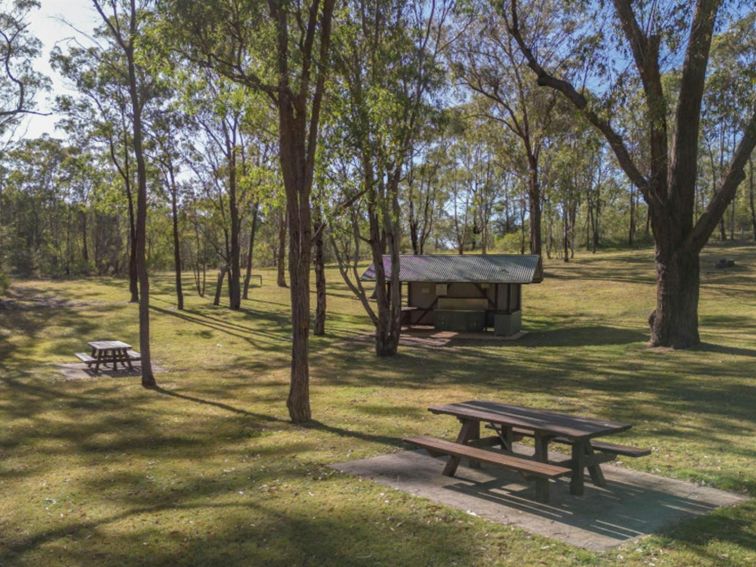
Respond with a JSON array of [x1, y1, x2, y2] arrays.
[[75, 340, 140, 374], [404, 400, 650, 503]]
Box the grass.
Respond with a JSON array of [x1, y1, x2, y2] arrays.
[[0, 242, 754, 566]]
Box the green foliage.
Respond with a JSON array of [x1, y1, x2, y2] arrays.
[[0, 0, 49, 135]]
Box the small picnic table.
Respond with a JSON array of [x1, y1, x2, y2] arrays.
[[83, 340, 136, 373], [406, 400, 649, 502]]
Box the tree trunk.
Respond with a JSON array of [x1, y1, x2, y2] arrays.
[[277, 210, 288, 288], [592, 185, 600, 252], [628, 185, 636, 246], [213, 265, 227, 306], [80, 210, 89, 273], [748, 158, 755, 240], [519, 199, 526, 255], [242, 202, 260, 299], [562, 204, 569, 262], [127, 202, 139, 303], [119, 4, 155, 388], [170, 186, 184, 310], [649, 245, 700, 348], [527, 157, 542, 257], [227, 148, 242, 310], [313, 219, 326, 336]]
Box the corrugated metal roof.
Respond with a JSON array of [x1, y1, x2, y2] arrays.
[[361, 254, 542, 284]]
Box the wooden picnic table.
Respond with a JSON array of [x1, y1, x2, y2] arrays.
[[76, 340, 139, 373], [406, 400, 649, 503]]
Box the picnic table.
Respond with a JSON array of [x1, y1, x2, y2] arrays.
[[75, 340, 140, 373], [405, 400, 649, 503]]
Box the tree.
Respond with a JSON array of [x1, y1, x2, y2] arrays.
[[93, 0, 157, 387], [182, 70, 249, 310], [451, 1, 561, 259], [330, 0, 451, 357], [152, 113, 185, 310], [0, 0, 47, 134], [504, 0, 756, 347], [52, 38, 141, 302], [162, 0, 336, 422], [0, 0, 47, 288]]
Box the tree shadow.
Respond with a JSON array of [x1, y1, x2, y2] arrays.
[[152, 386, 284, 423], [692, 342, 756, 358]]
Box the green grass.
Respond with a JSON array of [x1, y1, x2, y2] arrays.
[[0, 243, 754, 566]]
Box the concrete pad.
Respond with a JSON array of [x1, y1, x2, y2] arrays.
[[332, 448, 747, 551], [56, 362, 165, 381]]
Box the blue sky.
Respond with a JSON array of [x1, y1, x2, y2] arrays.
[[21, 0, 98, 139]]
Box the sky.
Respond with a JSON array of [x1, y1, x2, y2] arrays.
[[20, 0, 99, 139]]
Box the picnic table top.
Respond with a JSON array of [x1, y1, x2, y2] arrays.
[[88, 340, 131, 351], [428, 400, 631, 440]]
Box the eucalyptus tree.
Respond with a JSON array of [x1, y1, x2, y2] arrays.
[[0, 0, 47, 287], [182, 70, 252, 310], [52, 37, 142, 302], [450, 0, 565, 259], [503, 0, 756, 348], [330, 0, 451, 357], [92, 0, 158, 387], [700, 12, 755, 240], [0, 0, 48, 136], [405, 142, 443, 255], [160, 0, 336, 422], [240, 129, 278, 301], [151, 111, 186, 309]]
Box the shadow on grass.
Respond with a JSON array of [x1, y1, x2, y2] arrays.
[[692, 342, 756, 358], [152, 386, 284, 423], [520, 326, 647, 347]]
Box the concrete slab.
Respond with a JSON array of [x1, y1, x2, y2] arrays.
[[56, 362, 165, 381], [332, 448, 747, 551]]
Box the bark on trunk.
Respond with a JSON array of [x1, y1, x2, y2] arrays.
[[748, 158, 756, 240], [277, 210, 288, 288], [649, 246, 700, 348], [80, 210, 89, 272], [242, 202, 260, 299], [170, 185, 184, 310], [213, 265, 227, 306], [562, 205, 570, 262], [628, 185, 636, 246], [127, 201, 139, 303], [527, 160, 542, 257], [313, 220, 326, 336]]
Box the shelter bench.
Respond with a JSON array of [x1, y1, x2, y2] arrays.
[[404, 435, 571, 503]]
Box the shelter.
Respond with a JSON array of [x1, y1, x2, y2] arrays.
[[361, 254, 542, 336]]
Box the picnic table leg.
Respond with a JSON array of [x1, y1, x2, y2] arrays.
[[496, 425, 515, 452], [442, 420, 479, 477], [586, 443, 607, 487], [93, 350, 103, 374], [467, 420, 481, 468], [570, 440, 586, 495], [124, 349, 134, 371], [534, 432, 551, 503]]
